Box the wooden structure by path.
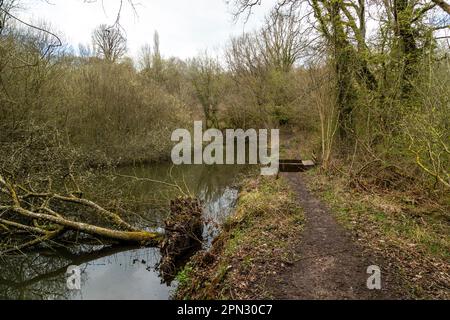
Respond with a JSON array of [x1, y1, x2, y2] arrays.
[[279, 159, 316, 173]]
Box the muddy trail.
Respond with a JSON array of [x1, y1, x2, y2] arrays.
[[270, 173, 404, 300]]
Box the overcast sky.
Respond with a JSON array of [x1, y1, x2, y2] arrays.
[[18, 0, 277, 60]]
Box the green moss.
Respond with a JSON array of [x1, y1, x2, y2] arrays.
[[176, 265, 194, 288]]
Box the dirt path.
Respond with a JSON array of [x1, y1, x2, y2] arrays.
[[270, 173, 403, 300]]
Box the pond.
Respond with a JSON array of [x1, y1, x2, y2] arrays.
[[0, 163, 254, 300]]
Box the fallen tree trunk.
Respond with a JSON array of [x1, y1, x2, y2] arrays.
[[0, 174, 164, 251], [8, 206, 162, 244], [0, 174, 206, 254]]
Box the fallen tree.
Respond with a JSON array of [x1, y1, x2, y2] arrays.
[[0, 173, 163, 252]]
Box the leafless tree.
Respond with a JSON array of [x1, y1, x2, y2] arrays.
[[138, 43, 152, 70], [92, 24, 127, 63], [189, 53, 223, 128], [227, 9, 307, 76], [0, 0, 17, 34], [260, 10, 309, 72]]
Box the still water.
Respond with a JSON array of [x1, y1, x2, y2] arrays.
[[0, 163, 252, 300]]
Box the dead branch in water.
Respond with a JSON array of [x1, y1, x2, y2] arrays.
[[0, 173, 162, 253]]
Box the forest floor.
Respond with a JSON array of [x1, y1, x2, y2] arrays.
[[269, 172, 403, 299], [175, 129, 449, 300], [175, 170, 449, 300], [273, 129, 449, 299], [304, 170, 449, 299]]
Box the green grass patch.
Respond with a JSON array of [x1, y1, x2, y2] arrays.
[[175, 176, 305, 300], [307, 169, 450, 298]]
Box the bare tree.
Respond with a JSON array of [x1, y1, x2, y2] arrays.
[[233, 0, 449, 100], [138, 43, 152, 70], [152, 30, 164, 81], [189, 53, 223, 129], [0, 0, 18, 34], [92, 24, 127, 63], [260, 11, 307, 72], [227, 10, 306, 75]]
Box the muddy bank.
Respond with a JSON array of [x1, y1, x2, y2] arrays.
[[174, 177, 305, 300], [0, 163, 248, 300], [159, 197, 204, 283]]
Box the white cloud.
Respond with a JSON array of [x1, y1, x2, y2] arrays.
[[18, 0, 277, 59]]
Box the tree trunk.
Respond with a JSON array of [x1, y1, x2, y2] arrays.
[[331, 1, 356, 146], [11, 206, 162, 244], [394, 0, 419, 96]]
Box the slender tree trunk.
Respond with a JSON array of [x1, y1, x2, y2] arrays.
[[394, 0, 419, 96], [331, 2, 356, 147]]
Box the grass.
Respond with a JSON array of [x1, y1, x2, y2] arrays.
[[306, 168, 450, 299], [176, 266, 194, 288], [175, 176, 305, 300]]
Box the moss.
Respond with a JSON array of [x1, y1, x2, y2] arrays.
[[176, 266, 193, 287]]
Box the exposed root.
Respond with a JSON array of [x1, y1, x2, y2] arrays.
[[158, 197, 204, 283]]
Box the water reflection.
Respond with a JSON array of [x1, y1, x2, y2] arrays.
[[71, 248, 175, 300], [0, 246, 175, 300], [0, 163, 254, 300], [112, 163, 250, 237]]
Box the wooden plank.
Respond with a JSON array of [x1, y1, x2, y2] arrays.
[[278, 159, 316, 173], [280, 159, 303, 164], [302, 160, 315, 167]]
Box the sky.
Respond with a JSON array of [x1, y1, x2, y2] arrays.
[[18, 0, 277, 60]]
